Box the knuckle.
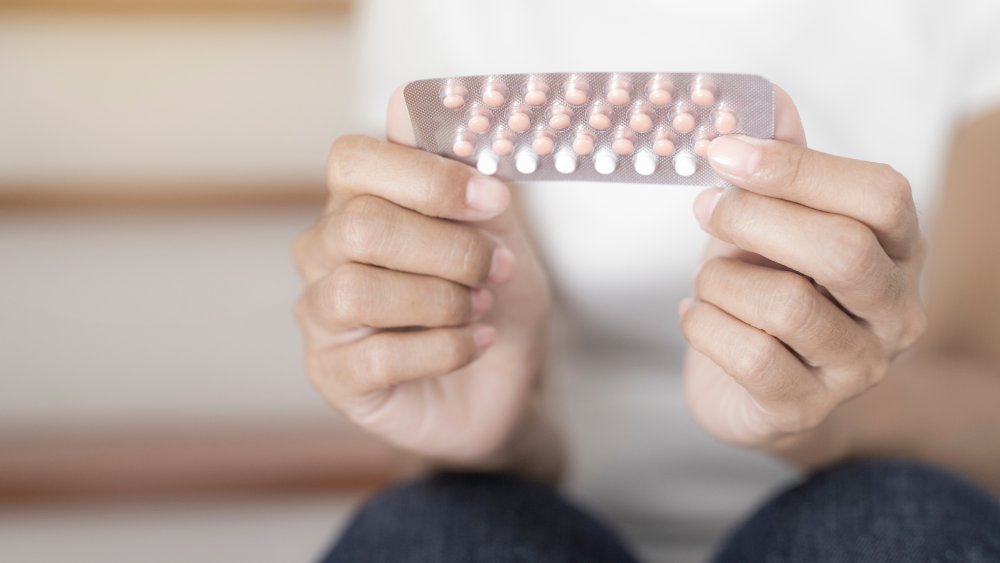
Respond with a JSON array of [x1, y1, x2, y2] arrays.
[[730, 334, 779, 384], [757, 142, 808, 192], [764, 273, 818, 334], [320, 264, 370, 325], [354, 336, 396, 390], [424, 154, 471, 208], [872, 163, 913, 230], [821, 218, 880, 287], [436, 284, 472, 325], [336, 196, 394, 262], [327, 135, 377, 188], [694, 257, 728, 293], [453, 230, 495, 284]]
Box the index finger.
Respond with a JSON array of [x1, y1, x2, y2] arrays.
[[705, 86, 918, 259], [327, 134, 511, 223]]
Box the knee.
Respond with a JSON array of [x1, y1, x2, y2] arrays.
[[715, 459, 1000, 563], [324, 472, 637, 563]]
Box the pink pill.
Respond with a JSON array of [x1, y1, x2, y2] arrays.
[[690, 78, 718, 107], [653, 138, 676, 157], [548, 106, 572, 130], [629, 112, 653, 133], [493, 138, 514, 156], [453, 138, 475, 158], [672, 112, 695, 133], [483, 89, 506, 108], [648, 88, 672, 106], [563, 77, 589, 105], [607, 88, 631, 106], [694, 138, 712, 157], [714, 109, 737, 134], [532, 135, 554, 156], [612, 138, 634, 156], [441, 81, 468, 109], [508, 111, 532, 132], [525, 89, 548, 105], [481, 79, 508, 108], [588, 113, 610, 130], [565, 87, 588, 105], [468, 114, 491, 134], [443, 94, 466, 109], [524, 78, 550, 106], [572, 133, 594, 156]]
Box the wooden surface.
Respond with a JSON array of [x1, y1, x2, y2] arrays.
[[0, 420, 396, 502], [0, 0, 350, 14]]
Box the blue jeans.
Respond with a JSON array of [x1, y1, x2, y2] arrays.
[[323, 459, 1000, 562]]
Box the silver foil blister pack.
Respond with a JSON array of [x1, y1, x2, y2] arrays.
[[403, 72, 774, 186]]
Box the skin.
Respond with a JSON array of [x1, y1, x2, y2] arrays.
[[293, 86, 1000, 491]]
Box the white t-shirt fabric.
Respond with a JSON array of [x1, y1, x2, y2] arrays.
[[349, 2, 1000, 561]]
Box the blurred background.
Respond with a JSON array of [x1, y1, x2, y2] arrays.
[[0, 0, 393, 560]]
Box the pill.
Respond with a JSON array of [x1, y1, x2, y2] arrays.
[[693, 128, 714, 157], [524, 77, 550, 106], [593, 149, 617, 175], [554, 148, 577, 174], [628, 102, 654, 133], [508, 108, 532, 132], [612, 127, 636, 156], [714, 108, 737, 134], [647, 76, 674, 106], [564, 76, 589, 105], [441, 81, 468, 109], [515, 149, 539, 174], [634, 149, 657, 175], [477, 151, 499, 175], [492, 136, 514, 156], [468, 107, 492, 133], [672, 108, 696, 133], [482, 79, 508, 108], [605, 75, 632, 106], [549, 103, 573, 129], [653, 138, 676, 156], [690, 76, 717, 107], [532, 128, 555, 155], [572, 130, 595, 155], [588, 102, 612, 130], [654, 125, 677, 156], [452, 130, 476, 157], [673, 151, 697, 176]]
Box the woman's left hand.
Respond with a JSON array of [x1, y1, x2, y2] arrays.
[[680, 86, 928, 458]]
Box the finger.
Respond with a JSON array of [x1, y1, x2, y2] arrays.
[[705, 135, 918, 259], [305, 263, 493, 330], [679, 299, 830, 434], [319, 195, 516, 287], [695, 257, 879, 370], [327, 135, 510, 223], [311, 324, 497, 396], [694, 187, 907, 331]]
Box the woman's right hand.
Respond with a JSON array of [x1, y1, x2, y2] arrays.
[[293, 135, 553, 468]]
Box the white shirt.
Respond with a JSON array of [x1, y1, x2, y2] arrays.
[[351, 2, 1000, 560]]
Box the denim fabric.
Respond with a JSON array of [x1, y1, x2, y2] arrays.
[[324, 459, 1000, 563]]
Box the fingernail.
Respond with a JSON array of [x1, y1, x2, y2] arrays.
[[466, 175, 510, 213], [708, 136, 761, 177], [678, 297, 695, 318], [470, 287, 494, 318], [488, 246, 516, 284], [471, 324, 497, 351], [693, 188, 723, 227]]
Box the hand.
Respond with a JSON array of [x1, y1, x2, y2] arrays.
[[293, 134, 552, 467], [680, 86, 927, 457]]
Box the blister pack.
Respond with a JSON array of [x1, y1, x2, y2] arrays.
[[402, 72, 774, 186]]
